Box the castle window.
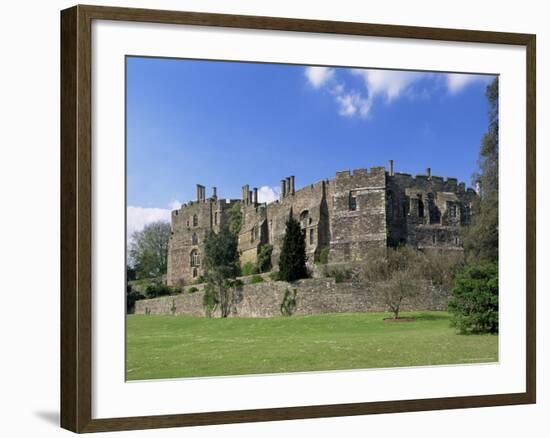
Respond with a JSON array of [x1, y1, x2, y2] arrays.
[[192, 232, 198, 245], [190, 249, 200, 267], [455, 237, 459, 245], [250, 227, 256, 243], [214, 212, 218, 225], [309, 229, 314, 245], [192, 214, 198, 227], [449, 204, 457, 218], [192, 268, 198, 278], [309, 217, 313, 225], [432, 233, 436, 244], [418, 194, 424, 218], [349, 192, 357, 211], [186, 219, 190, 227]]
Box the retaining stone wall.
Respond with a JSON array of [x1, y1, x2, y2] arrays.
[[134, 277, 450, 318]]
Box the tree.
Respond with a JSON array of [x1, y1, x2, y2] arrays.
[[227, 202, 243, 236], [128, 221, 171, 279], [278, 216, 308, 282], [450, 78, 500, 334], [463, 78, 499, 263], [448, 262, 498, 334], [363, 246, 427, 319], [257, 244, 273, 273], [202, 226, 239, 317]]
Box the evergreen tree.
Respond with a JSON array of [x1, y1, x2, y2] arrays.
[[278, 216, 308, 282]]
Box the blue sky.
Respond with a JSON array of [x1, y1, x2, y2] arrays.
[[126, 56, 496, 235]]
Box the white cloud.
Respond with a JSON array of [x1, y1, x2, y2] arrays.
[[257, 186, 280, 204], [305, 67, 492, 120], [335, 92, 372, 118], [305, 66, 335, 88], [127, 205, 171, 239], [446, 73, 491, 94], [169, 199, 182, 210], [352, 69, 426, 102]]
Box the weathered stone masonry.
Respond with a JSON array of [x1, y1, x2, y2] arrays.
[[135, 277, 450, 318], [167, 161, 479, 286]]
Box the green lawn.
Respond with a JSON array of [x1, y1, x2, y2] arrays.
[[126, 311, 498, 380]]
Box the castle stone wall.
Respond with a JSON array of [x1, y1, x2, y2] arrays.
[[167, 162, 478, 286], [135, 278, 450, 318]]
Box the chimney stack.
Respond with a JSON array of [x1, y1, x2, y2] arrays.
[[280, 179, 286, 199], [290, 176, 295, 195], [388, 160, 394, 176], [212, 187, 217, 199], [426, 168, 431, 178], [285, 177, 291, 197], [253, 187, 258, 205], [196, 184, 205, 202], [242, 184, 249, 204]]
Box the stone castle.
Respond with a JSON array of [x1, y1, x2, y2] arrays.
[[167, 161, 479, 286]]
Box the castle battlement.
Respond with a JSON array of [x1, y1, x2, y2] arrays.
[[167, 161, 479, 286]]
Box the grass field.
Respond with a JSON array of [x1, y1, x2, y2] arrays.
[[126, 311, 498, 381]]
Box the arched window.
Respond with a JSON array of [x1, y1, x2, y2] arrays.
[[192, 232, 198, 245], [190, 249, 200, 267], [192, 214, 198, 227]]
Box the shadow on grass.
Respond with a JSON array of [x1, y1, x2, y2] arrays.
[[412, 312, 451, 322]]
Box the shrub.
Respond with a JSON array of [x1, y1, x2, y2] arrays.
[[325, 268, 353, 283], [126, 287, 144, 314], [145, 283, 179, 299], [318, 247, 330, 265], [280, 288, 298, 316], [257, 244, 273, 273], [240, 262, 258, 277], [187, 286, 199, 294], [421, 249, 464, 288], [362, 246, 428, 319], [193, 275, 205, 285], [268, 271, 280, 281], [448, 262, 498, 334], [249, 274, 264, 284]]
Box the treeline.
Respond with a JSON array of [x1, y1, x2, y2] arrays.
[[448, 78, 499, 334]]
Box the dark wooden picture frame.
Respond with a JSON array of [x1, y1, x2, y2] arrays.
[[61, 4, 536, 433]]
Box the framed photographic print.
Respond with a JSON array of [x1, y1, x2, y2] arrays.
[[60, 4, 536, 433]]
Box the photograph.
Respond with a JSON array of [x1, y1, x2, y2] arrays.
[[125, 57, 500, 381]]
